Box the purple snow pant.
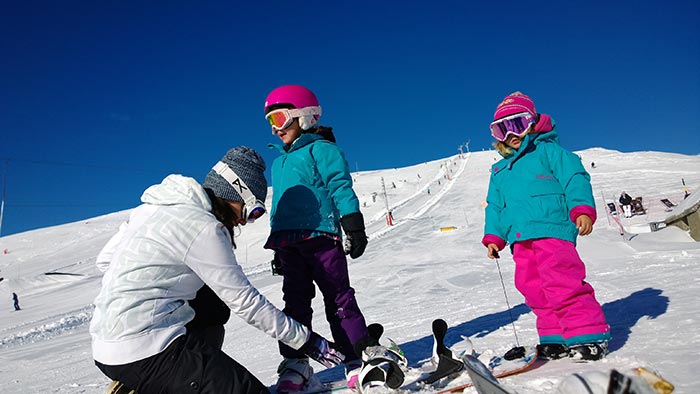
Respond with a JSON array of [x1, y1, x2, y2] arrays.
[[276, 236, 369, 361], [512, 238, 609, 343]]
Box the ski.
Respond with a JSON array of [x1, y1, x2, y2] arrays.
[[488, 345, 540, 379], [436, 347, 539, 393], [461, 354, 515, 394]]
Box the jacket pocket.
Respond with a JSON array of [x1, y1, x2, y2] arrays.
[[527, 180, 568, 223], [528, 179, 563, 196]]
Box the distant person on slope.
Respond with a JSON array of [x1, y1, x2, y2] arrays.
[[619, 191, 633, 218], [89, 146, 343, 394], [482, 92, 610, 361], [263, 85, 374, 392], [12, 292, 20, 311]]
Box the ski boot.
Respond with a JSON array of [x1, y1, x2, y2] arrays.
[[354, 323, 407, 393], [344, 359, 363, 390], [275, 358, 314, 393], [568, 341, 608, 361], [357, 345, 406, 393], [536, 343, 569, 360]]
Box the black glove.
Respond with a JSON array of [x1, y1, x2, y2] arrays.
[[341, 212, 368, 259], [299, 331, 345, 368], [270, 252, 283, 276]]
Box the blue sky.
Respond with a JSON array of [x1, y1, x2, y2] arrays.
[[1, 1, 698, 236]]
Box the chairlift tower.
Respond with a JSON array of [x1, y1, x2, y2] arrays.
[[380, 177, 393, 226], [0, 160, 7, 237]]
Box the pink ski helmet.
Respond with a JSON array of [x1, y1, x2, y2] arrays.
[[264, 85, 322, 131], [264, 85, 320, 114]]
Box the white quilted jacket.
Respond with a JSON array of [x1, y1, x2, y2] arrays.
[[89, 175, 308, 365]]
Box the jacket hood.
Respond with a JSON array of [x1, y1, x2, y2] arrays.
[[141, 174, 213, 210]]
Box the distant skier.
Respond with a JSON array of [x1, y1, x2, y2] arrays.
[[482, 92, 610, 361], [90, 146, 343, 394], [263, 85, 374, 392], [12, 292, 20, 310], [619, 191, 633, 218]]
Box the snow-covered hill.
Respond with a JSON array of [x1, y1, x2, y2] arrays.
[[0, 148, 698, 393]]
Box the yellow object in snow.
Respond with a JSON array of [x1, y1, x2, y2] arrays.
[[635, 367, 674, 393]]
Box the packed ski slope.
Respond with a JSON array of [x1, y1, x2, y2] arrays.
[[0, 148, 699, 393]]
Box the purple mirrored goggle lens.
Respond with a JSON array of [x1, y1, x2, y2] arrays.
[[490, 113, 535, 142], [243, 201, 266, 223]]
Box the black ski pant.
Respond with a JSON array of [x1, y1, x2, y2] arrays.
[[95, 333, 269, 394]]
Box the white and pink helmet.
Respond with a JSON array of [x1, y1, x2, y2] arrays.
[[264, 85, 322, 130]]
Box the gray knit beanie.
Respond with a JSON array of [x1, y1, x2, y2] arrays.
[[202, 146, 267, 203]]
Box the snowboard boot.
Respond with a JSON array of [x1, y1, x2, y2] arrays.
[[106, 380, 136, 394], [344, 359, 363, 390], [536, 343, 569, 360], [568, 341, 608, 361], [357, 345, 406, 392], [276, 358, 314, 393]]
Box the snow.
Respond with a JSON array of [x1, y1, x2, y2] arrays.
[[1, 147, 699, 393]]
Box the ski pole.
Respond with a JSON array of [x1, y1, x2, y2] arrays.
[[493, 251, 520, 347]]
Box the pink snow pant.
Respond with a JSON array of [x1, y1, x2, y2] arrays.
[[512, 238, 609, 343]]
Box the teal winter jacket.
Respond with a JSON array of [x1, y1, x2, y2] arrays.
[[483, 130, 596, 249], [268, 133, 360, 236]]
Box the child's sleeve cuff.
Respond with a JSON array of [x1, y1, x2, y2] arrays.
[[482, 234, 506, 250], [570, 205, 597, 224]]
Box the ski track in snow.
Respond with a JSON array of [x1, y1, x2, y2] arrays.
[[0, 306, 94, 349]]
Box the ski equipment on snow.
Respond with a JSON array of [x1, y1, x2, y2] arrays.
[[419, 319, 464, 384], [461, 354, 515, 394], [355, 323, 407, 393]]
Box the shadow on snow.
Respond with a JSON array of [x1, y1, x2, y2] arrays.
[[315, 287, 668, 381]]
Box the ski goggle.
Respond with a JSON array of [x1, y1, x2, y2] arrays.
[[212, 161, 266, 223], [489, 112, 536, 142], [265, 106, 322, 133], [242, 200, 266, 223]]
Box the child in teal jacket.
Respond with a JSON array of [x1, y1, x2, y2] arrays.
[[482, 92, 610, 361], [263, 85, 372, 392]]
